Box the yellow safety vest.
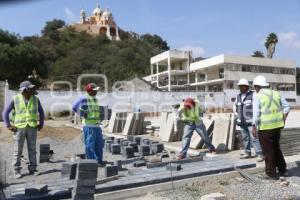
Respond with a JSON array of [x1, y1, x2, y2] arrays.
[[180, 101, 201, 123], [13, 94, 38, 128], [258, 89, 284, 130], [82, 95, 100, 125]]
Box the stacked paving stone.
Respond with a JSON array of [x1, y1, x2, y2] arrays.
[[105, 165, 118, 177], [61, 161, 77, 180], [25, 184, 48, 197], [72, 160, 98, 200], [39, 144, 50, 163]]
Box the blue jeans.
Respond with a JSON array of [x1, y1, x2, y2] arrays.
[[240, 125, 262, 156], [83, 126, 103, 163], [180, 121, 215, 157]]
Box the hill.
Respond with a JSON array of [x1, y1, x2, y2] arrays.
[[0, 19, 169, 89]]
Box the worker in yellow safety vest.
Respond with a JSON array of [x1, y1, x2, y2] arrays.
[[2, 81, 44, 179], [72, 83, 105, 166], [174, 98, 216, 160], [252, 76, 290, 180]]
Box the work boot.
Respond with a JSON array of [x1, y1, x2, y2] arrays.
[[176, 154, 185, 160], [14, 170, 22, 179], [256, 155, 265, 162], [278, 171, 288, 178], [258, 173, 278, 180], [29, 169, 39, 176], [240, 153, 251, 159]]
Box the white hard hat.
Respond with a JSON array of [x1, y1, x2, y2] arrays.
[[253, 76, 269, 87], [237, 78, 249, 86]]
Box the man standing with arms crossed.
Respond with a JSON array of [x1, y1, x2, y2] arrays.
[[2, 81, 44, 179], [73, 83, 104, 165], [252, 76, 290, 180]]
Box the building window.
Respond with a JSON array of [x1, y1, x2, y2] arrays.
[[219, 68, 224, 78]]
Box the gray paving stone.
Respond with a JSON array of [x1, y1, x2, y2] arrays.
[[73, 186, 95, 195], [114, 160, 123, 170], [133, 160, 146, 167], [139, 145, 150, 156], [111, 144, 121, 154], [77, 170, 98, 179], [77, 159, 98, 171], [61, 161, 77, 179], [166, 163, 182, 171], [25, 184, 48, 196], [75, 179, 97, 187], [122, 146, 134, 158], [105, 140, 113, 152], [134, 136, 142, 145], [150, 143, 164, 154], [105, 165, 118, 177], [128, 142, 139, 152]]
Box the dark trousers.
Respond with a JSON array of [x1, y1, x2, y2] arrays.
[[259, 128, 286, 177]]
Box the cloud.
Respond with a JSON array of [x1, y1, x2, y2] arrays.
[[179, 46, 205, 57], [64, 7, 77, 22], [278, 31, 300, 49]]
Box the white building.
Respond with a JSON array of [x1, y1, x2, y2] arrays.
[[144, 50, 298, 107], [144, 50, 192, 91]]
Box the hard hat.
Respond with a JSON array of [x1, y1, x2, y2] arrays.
[[184, 98, 195, 109], [253, 76, 269, 87], [19, 81, 36, 93], [237, 78, 249, 86], [86, 83, 100, 92]]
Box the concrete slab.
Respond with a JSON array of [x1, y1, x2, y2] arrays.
[[211, 113, 231, 151]]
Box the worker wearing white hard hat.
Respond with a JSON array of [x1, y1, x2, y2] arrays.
[[252, 76, 290, 180], [233, 79, 264, 161]]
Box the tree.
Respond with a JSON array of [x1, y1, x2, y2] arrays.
[[252, 51, 265, 58], [0, 29, 19, 46], [265, 33, 278, 58], [140, 34, 169, 51], [42, 19, 66, 41]]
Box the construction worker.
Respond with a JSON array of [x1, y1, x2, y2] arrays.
[[174, 98, 216, 160], [2, 81, 44, 179], [234, 78, 264, 161], [252, 76, 290, 180], [72, 83, 104, 165]]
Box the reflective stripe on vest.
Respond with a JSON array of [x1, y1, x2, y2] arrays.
[[82, 95, 100, 125], [180, 102, 201, 123], [13, 94, 38, 128], [236, 91, 253, 126], [258, 89, 284, 130]]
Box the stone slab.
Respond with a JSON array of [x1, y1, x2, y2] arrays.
[[211, 113, 232, 151]]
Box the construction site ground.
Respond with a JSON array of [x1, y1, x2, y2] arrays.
[[0, 119, 300, 200]]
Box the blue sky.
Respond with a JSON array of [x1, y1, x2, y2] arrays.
[[0, 0, 300, 66]]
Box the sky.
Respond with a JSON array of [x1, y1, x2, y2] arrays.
[[0, 0, 299, 66]]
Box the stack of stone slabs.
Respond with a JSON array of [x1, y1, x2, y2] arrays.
[[159, 112, 184, 142], [122, 112, 144, 136], [108, 112, 127, 133]]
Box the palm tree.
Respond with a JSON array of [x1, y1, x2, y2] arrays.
[[252, 51, 265, 58], [265, 33, 278, 58]]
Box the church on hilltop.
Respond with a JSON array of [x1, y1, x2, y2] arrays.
[[70, 4, 121, 40]]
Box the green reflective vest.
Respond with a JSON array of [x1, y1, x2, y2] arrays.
[[258, 89, 284, 130], [180, 101, 201, 123], [13, 94, 38, 128], [82, 95, 100, 125]]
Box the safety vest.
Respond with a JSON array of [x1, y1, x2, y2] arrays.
[[13, 94, 38, 128], [258, 89, 284, 130], [82, 95, 100, 125], [180, 101, 201, 123], [236, 91, 253, 126]]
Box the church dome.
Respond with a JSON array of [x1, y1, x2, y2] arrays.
[[93, 4, 101, 15], [102, 8, 112, 19]]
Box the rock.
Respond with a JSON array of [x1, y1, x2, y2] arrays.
[[280, 181, 290, 187], [200, 193, 227, 200]]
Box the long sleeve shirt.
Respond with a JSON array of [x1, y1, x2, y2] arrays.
[[2, 96, 44, 128], [252, 89, 290, 127], [174, 102, 202, 131], [72, 96, 101, 118]]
